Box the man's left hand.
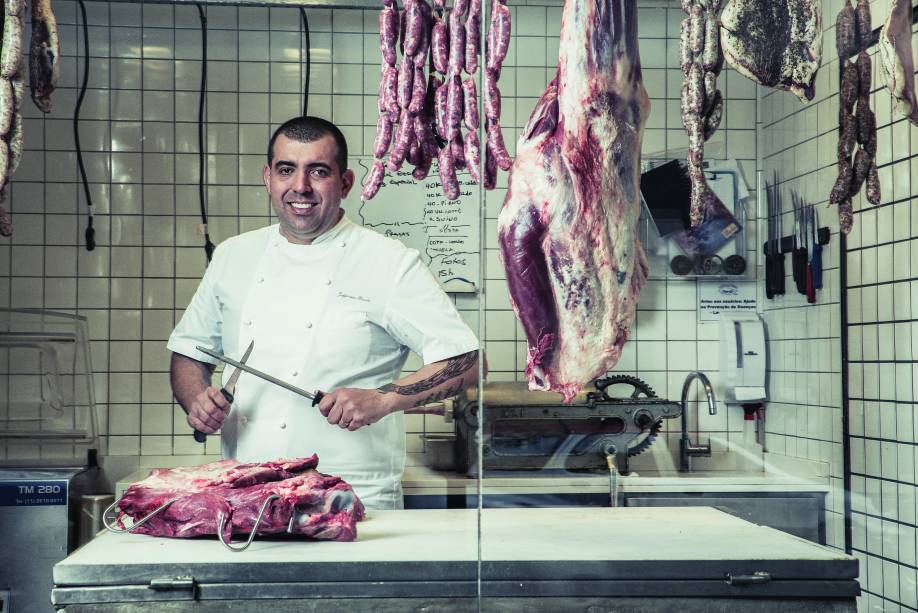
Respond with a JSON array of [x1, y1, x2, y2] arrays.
[[317, 388, 392, 431]]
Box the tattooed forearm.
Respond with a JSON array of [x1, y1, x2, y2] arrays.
[[378, 351, 477, 396]]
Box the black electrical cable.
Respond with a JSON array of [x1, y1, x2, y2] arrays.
[[74, 0, 94, 250], [300, 8, 310, 116], [197, 4, 215, 262]]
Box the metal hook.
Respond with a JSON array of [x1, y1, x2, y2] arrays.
[[102, 498, 178, 533], [216, 495, 280, 552]]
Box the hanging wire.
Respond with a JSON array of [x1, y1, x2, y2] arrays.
[[74, 0, 94, 250], [299, 7, 311, 115], [197, 4, 215, 262]]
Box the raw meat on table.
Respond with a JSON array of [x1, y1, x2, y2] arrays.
[[116, 456, 365, 543], [497, 0, 649, 402]]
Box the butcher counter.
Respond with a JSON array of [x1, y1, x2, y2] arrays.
[[52, 507, 858, 612]]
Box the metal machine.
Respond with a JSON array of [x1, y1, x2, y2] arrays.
[[0, 309, 102, 612], [454, 375, 682, 476]]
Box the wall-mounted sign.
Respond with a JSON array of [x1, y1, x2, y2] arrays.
[[698, 281, 756, 322]]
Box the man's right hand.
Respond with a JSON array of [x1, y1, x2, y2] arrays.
[[185, 387, 231, 434]]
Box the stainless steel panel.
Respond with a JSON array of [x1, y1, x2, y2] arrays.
[[625, 494, 825, 543]]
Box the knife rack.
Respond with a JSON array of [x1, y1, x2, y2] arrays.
[[762, 227, 830, 256]]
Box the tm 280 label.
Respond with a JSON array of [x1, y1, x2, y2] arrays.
[[0, 480, 68, 506]]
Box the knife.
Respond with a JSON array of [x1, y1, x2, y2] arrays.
[[196, 345, 325, 406], [804, 204, 816, 304], [194, 340, 254, 443], [811, 205, 823, 290], [791, 192, 807, 295], [772, 171, 786, 296], [765, 177, 775, 299]]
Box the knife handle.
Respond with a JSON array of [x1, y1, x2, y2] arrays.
[[312, 390, 325, 406], [812, 244, 823, 290], [806, 265, 815, 304], [775, 252, 785, 295], [220, 388, 234, 404]]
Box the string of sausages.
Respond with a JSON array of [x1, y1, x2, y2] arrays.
[[0, 0, 27, 237], [830, 0, 879, 235], [679, 0, 724, 227], [0, 0, 60, 238], [363, 0, 511, 202]]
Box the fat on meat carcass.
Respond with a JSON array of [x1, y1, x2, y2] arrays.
[[497, 0, 649, 402], [880, 0, 918, 125], [720, 0, 823, 102]]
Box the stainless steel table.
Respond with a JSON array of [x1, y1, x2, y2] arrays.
[[52, 507, 859, 612]]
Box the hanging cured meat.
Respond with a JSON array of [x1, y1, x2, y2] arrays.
[[680, 0, 726, 227], [0, 0, 26, 237], [363, 0, 511, 201], [720, 0, 823, 102], [879, 0, 918, 125], [29, 0, 60, 113], [831, 0, 878, 234], [496, 0, 649, 402]]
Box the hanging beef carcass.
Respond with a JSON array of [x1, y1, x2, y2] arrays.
[[720, 0, 823, 102], [497, 0, 649, 402]]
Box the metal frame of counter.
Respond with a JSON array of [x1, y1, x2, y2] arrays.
[[53, 507, 858, 612]]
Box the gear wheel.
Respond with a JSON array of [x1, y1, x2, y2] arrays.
[[592, 374, 663, 457]]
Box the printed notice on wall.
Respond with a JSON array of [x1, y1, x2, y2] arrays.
[[349, 157, 479, 293], [698, 281, 757, 321]]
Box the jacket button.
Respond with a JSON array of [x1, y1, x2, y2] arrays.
[[325, 278, 332, 285], [244, 320, 252, 326], [305, 322, 313, 329], [291, 370, 298, 377], [279, 423, 286, 429], [258, 277, 264, 283]]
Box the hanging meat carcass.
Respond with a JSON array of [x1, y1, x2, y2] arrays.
[[879, 0, 918, 125], [720, 0, 823, 102], [496, 0, 649, 402]]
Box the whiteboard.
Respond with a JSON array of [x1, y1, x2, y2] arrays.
[[346, 156, 481, 293]]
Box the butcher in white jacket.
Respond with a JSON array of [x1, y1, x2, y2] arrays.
[[168, 116, 483, 510]]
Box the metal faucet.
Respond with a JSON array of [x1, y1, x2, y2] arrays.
[[680, 371, 717, 472]]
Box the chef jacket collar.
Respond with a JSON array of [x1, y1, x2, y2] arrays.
[[273, 211, 352, 248]]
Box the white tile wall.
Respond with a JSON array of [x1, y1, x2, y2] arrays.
[[0, 2, 756, 474], [758, 0, 918, 611]]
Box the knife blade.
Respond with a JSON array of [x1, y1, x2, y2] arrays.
[[194, 340, 255, 443], [221, 340, 254, 404], [196, 345, 325, 406]]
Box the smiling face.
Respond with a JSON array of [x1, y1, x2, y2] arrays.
[[263, 133, 355, 245]]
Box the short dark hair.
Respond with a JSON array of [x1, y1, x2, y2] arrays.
[[267, 116, 348, 174]]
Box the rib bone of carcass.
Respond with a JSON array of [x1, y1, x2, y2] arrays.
[[879, 0, 918, 125], [720, 0, 823, 102], [497, 0, 649, 402]]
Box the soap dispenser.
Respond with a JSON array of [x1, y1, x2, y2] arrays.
[[718, 312, 767, 405]]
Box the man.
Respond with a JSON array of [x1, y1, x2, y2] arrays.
[[168, 116, 482, 510]]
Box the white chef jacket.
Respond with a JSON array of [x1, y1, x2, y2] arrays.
[[168, 215, 479, 509]]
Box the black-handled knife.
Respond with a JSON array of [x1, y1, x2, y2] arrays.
[[195, 345, 325, 407], [194, 340, 254, 443]]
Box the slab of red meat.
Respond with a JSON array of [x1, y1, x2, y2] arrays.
[[116, 456, 365, 543], [497, 0, 649, 402]]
